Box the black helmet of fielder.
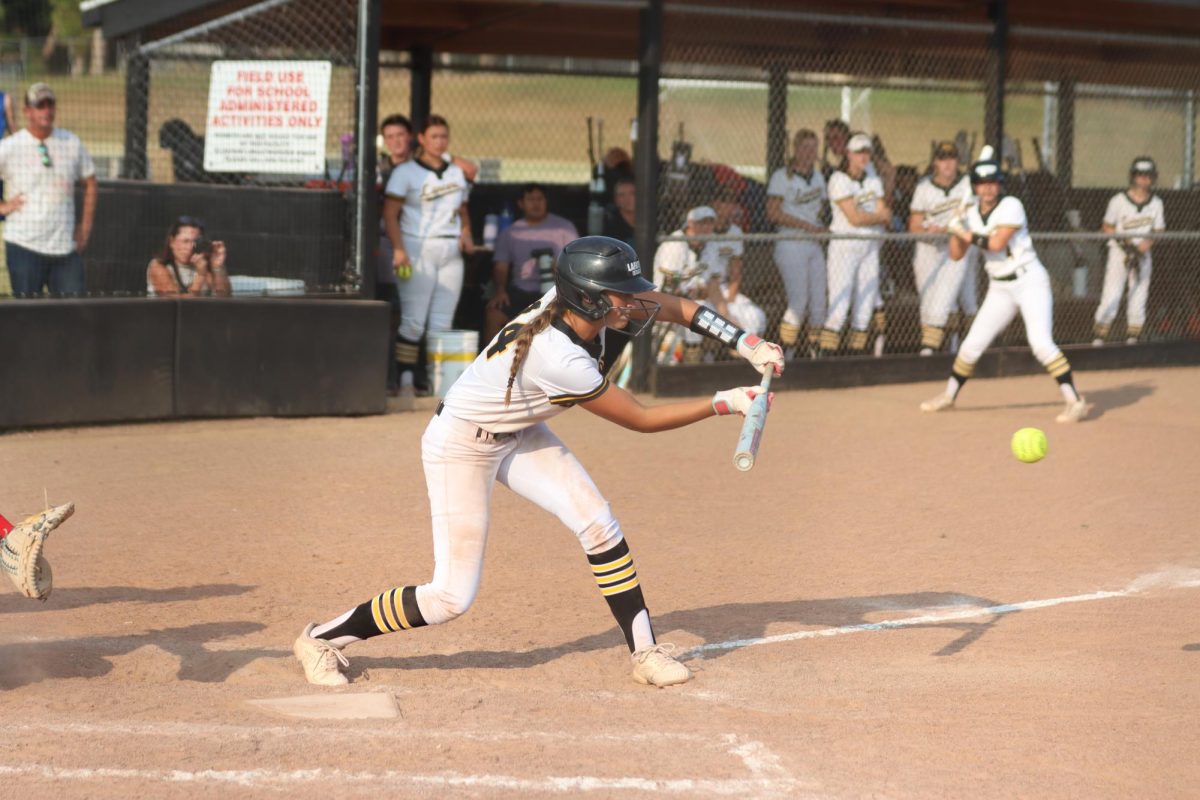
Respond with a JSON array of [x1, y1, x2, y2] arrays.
[[969, 157, 1005, 186], [1130, 156, 1157, 181], [555, 235, 659, 334]]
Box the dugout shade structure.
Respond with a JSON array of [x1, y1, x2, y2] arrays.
[[51, 0, 1200, 422]]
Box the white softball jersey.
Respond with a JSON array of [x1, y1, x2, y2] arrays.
[[911, 175, 972, 258], [653, 232, 708, 297], [698, 224, 744, 283], [828, 170, 885, 234], [1103, 191, 1165, 251], [766, 167, 826, 230], [442, 288, 611, 434], [384, 159, 470, 240], [965, 196, 1039, 279]]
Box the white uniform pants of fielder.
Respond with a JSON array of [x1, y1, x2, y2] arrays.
[[773, 240, 826, 347], [1094, 246, 1151, 339], [417, 412, 625, 625], [398, 236, 464, 342], [958, 261, 1060, 368], [824, 238, 881, 348]]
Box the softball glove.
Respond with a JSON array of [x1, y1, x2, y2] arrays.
[[1, 502, 74, 601]]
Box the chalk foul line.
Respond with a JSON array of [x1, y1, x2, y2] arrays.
[[686, 568, 1200, 656]]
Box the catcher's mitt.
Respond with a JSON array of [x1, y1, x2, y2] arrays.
[[0, 502, 74, 600]]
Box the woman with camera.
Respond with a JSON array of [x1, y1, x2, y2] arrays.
[[146, 216, 231, 297]]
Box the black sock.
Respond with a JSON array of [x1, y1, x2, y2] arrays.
[[588, 539, 652, 652], [312, 586, 427, 646]]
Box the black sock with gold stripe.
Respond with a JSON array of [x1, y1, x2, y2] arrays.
[[588, 539, 652, 652], [311, 586, 427, 647]]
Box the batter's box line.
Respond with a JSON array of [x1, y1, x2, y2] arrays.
[[0, 733, 808, 797], [685, 567, 1200, 658]]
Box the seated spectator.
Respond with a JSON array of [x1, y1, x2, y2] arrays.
[[707, 194, 767, 337], [146, 216, 231, 297], [602, 177, 636, 248], [484, 183, 578, 342]]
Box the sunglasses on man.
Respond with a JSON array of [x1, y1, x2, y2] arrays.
[[37, 140, 52, 168]]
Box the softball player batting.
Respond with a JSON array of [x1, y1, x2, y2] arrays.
[[909, 141, 978, 355], [1093, 156, 1165, 345], [821, 132, 891, 356], [920, 153, 1088, 423], [383, 115, 474, 392], [766, 129, 828, 357], [294, 236, 784, 689]]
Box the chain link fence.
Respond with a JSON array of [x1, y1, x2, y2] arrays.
[[2, 1, 1198, 359], [1, 0, 359, 299]]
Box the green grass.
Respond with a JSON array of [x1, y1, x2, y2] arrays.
[[2, 70, 1193, 187]]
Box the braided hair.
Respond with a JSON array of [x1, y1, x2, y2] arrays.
[[505, 297, 564, 407]]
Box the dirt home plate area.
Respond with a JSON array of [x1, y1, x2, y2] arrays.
[[1, 367, 1198, 799]]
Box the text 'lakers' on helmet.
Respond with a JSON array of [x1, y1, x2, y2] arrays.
[[555, 235, 661, 335]]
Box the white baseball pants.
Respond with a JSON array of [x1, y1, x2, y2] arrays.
[[914, 243, 977, 328], [398, 236, 464, 342], [415, 411, 623, 625], [825, 238, 880, 333], [1094, 245, 1151, 331], [958, 261, 1060, 367], [774, 240, 826, 329]]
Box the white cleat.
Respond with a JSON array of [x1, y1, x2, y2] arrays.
[[1091, 338, 1104, 347], [631, 643, 692, 688], [1125, 337, 1138, 345], [920, 393, 955, 413], [1056, 397, 1088, 424], [293, 623, 350, 686]]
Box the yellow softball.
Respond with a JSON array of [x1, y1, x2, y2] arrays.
[[1011, 427, 1048, 463]]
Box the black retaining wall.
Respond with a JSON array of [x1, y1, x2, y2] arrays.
[[0, 298, 388, 429]]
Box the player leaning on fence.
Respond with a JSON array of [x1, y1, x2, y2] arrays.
[[293, 236, 784, 690], [1092, 156, 1165, 346], [820, 133, 891, 357]]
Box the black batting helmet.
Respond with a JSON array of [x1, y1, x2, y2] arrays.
[[969, 157, 1005, 186], [1130, 156, 1157, 181], [555, 236, 659, 335]]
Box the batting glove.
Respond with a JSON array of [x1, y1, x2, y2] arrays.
[[712, 386, 774, 417], [735, 333, 784, 376]]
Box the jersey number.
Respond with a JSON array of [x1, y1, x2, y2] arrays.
[[486, 322, 525, 359]]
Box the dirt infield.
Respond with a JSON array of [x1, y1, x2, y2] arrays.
[[2, 366, 1198, 799]]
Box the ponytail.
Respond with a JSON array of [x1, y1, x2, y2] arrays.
[[505, 298, 563, 406]]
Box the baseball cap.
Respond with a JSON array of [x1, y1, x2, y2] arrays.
[[1131, 158, 1156, 174], [847, 133, 873, 153], [25, 82, 55, 106], [686, 205, 717, 223], [933, 141, 959, 160]]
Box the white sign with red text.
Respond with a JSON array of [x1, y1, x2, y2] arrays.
[[204, 60, 332, 174]]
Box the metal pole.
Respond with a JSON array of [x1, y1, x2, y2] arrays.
[[766, 63, 788, 179], [1056, 79, 1074, 186], [410, 45, 433, 128], [122, 52, 149, 180], [1184, 90, 1195, 189], [355, 0, 381, 299], [984, 0, 1008, 149], [632, 0, 662, 393]]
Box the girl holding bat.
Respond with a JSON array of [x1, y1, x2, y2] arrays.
[[294, 236, 784, 689]]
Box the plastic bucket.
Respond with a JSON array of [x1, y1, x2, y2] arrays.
[[427, 329, 479, 397]]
